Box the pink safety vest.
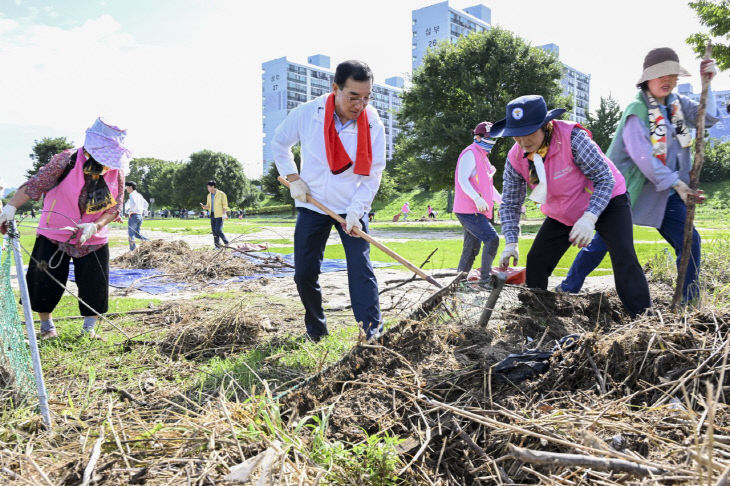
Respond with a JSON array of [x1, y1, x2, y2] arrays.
[[453, 143, 496, 218], [507, 121, 626, 226], [37, 149, 120, 246]]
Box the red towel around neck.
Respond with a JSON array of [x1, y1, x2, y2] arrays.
[[323, 93, 372, 175]]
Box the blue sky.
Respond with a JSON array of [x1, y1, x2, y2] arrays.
[[1, 0, 727, 189]]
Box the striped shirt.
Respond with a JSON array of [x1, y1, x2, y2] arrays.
[[500, 127, 615, 243]]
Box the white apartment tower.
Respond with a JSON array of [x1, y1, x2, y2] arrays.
[[411, 2, 591, 124], [261, 55, 403, 174]]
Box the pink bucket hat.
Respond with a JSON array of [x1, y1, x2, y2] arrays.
[[83, 118, 132, 174]]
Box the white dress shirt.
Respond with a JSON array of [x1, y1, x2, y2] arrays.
[[125, 190, 149, 215], [272, 94, 386, 216]]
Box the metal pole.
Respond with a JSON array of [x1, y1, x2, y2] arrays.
[[478, 272, 506, 328], [8, 221, 51, 427]]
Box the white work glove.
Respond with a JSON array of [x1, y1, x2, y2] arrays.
[[474, 196, 488, 212], [673, 179, 706, 205], [77, 223, 98, 244], [569, 212, 598, 248], [500, 242, 519, 268], [0, 204, 17, 232], [344, 210, 363, 236], [528, 154, 547, 204], [289, 178, 309, 203]]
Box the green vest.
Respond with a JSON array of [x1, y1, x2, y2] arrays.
[[606, 92, 649, 206]]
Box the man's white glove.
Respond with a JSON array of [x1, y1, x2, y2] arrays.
[[345, 210, 363, 236], [673, 179, 706, 205], [500, 242, 519, 268], [474, 196, 488, 212], [289, 179, 309, 203], [0, 204, 17, 231], [77, 223, 98, 244], [569, 212, 598, 248]]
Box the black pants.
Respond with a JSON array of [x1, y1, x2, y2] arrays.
[[26, 235, 109, 316], [526, 194, 651, 317]]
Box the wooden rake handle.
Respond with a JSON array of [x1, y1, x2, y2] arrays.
[[278, 176, 442, 288]]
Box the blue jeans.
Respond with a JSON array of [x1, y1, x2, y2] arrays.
[[455, 212, 499, 280], [210, 217, 228, 247], [294, 208, 381, 339], [560, 193, 701, 302], [127, 214, 148, 251]]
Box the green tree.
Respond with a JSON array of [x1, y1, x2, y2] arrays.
[[26, 137, 74, 178], [687, 0, 730, 69], [584, 95, 622, 152], [173, 150, 257, 208], [701, 139, 730, 181], [260, 145, 301, 206], [127, 157, 182, 207], [390, 27, 570, 191]]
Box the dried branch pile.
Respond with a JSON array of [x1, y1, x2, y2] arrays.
[[284, 283, 730, 484], [113, 239, 259, 280]]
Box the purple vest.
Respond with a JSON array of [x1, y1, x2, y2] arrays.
[[507, 121, 626, 226]]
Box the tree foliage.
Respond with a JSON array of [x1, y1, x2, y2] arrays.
[[127, 158, 182, 208], [173, 150, 258, 209], [584, 95, 622, 152], [260, 145, 301, 206], [687, 0, 730, 69], [391, 27, 570, 191], [701, 139, 730, 182], [27, 137, 74, 178]]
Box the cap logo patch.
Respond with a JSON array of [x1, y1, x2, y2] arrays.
[[512, 107, 524, 120]]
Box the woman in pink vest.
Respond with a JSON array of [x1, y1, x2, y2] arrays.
[[490, 95, 651, 317], [454, 121, 500, 285], [0, 119, 129, 340]]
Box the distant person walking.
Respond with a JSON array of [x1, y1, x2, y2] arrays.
[[401, 202, 410, 221], [124, 181, 149, 251], [200, 180, 229, 248]]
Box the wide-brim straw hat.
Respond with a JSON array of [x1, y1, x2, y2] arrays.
[[636, 47, 691, 86]]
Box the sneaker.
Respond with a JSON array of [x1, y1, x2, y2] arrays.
[[40, 329, 58, 340], [554, 284, 568, 294], [366, 330, 383, 343]]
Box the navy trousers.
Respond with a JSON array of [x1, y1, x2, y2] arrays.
[[294, 207, 381, 339], [455, 212, 500, 280], [560, 193, 701, 302], [210, 217, 229, 247]]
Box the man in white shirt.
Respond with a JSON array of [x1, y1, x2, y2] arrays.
[[124, 181, 149, 251], [272, 60, 386, 342]]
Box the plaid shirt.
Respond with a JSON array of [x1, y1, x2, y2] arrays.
[[500, 127, 615, 243]]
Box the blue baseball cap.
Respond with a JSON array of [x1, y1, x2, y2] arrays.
[[490, 95, 566, 137]]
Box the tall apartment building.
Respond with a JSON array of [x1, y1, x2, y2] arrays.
[[261, 55, 403, 174], [678, 83, 730, 143], [411, 1, 591, 123]]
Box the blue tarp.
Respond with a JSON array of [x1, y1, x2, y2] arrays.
[[69, 252, 396, 295]]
